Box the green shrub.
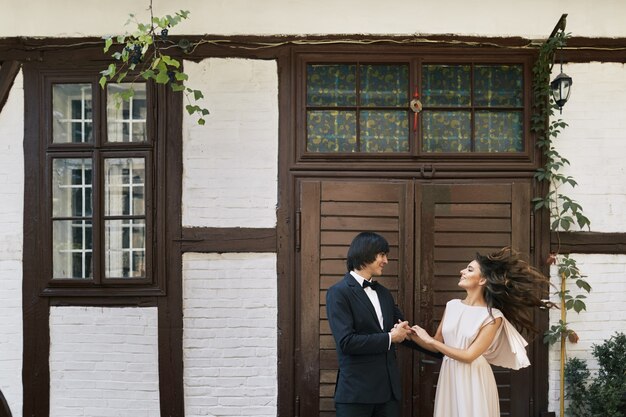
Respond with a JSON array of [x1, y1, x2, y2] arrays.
[[564, 332, 626, 417]]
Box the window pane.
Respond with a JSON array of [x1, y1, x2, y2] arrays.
[[52, 220, 93, 279], [360, 110, 409, 152], [307, 110, 357, 152], [422, 65, 471, 107], [474, 65, 523, 107], [105, 158, 146, 216], [53, 84, 93, 143], [307, 65, 356, 106], [422, 111, 471, 152], [107, 83, 147, 143], [475, 111, 523, 152], [359, 65, 409, 107], [52, 158, 93, 218], [105, 219, 146, 278]]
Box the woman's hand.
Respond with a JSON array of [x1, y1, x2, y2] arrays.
[[411, 325, 435, 344]]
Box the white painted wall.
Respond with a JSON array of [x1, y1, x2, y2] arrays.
[[1, 0, 626, 38], [546, 62, 626, 414], [548, 255, 626, 414], [49, 307, 160, 417], [182, 58, 278, 228], [552, 63, 626, 233], [183, 252, 277, 417], [0, 70, 23, 417]]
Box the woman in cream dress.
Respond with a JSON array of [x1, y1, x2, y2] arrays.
[[409, 247, 554, 417]]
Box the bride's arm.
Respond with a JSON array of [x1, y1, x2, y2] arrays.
[[412, 317, 502, 363]]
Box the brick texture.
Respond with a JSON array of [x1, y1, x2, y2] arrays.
[[49, 307, 160, 417], [183, 253, 278, 417]]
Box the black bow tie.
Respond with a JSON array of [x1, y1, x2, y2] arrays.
[[362, 280, 378, 289]]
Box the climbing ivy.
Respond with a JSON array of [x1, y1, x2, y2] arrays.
[[100, 5, 209, 124], [531, 28, 592, 417], [531, 30, 592, 345]]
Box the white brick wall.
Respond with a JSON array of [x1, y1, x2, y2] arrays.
[[182, 58, 278, 228], [183, 252, 277, 417], [547, 255, 626, 414], [546, 62, 626, 414], [0, 70, 24, 417], [552, 62, 626, 232], [49, 307, 160, 417]]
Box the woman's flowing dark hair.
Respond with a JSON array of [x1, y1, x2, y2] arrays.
[[475, 247, 556, 335]]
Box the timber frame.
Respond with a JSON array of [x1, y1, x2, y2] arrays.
[[2, 34, 626, 417]]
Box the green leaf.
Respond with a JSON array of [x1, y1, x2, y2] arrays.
[[175, 72, 188, 81], [193, 89, 204, 100], [155, 70, 170, 84], [99, 76, 107, 89], [198, 118, 206, 125], [104, 37, 113, 53], [573, 300, 586, 313], [161, 55, 180, 68]]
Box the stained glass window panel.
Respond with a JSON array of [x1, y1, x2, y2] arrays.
[[475, 111, 523, 152], [307, 65, 357, 107], [360, 111, 409, 152], [474, 65, 523, 107], [422, 111, 471, 152], [422, 65, 471, 107], [307, 111, 357, 152], [360, 65, 409, 107]]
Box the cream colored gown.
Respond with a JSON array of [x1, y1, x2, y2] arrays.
[[433, 299, 530, 417]]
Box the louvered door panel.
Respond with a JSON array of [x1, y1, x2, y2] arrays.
[[298, 180, 413, 417], [415, 182, 531, 417]]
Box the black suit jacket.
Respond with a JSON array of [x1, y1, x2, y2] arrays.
[[326, 272, 441, 404]]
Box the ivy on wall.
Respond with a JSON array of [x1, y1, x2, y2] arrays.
[[531, 28, 593, 417], [99, 5, 209, 124]]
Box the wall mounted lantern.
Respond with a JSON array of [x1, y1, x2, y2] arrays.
[[550, 61, 573, 113]]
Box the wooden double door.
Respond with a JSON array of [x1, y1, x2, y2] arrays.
[[295, 179, 533, 417]]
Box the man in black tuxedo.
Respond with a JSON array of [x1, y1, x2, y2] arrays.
[[326, 231, 441, 417]]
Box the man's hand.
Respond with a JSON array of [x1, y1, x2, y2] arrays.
[[390, 320, 411, 343]]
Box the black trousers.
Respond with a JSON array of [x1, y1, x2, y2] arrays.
[[335, 400, 399, 417]]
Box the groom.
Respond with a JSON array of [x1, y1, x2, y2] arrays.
[[326, 231, 441, 417]]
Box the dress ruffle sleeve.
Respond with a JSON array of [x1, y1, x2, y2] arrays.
[[482, 309, 531, 370]]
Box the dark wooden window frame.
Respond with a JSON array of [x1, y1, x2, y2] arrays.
[[295, 51, 535, 170], [22, 58, 184, 416], [37, 69, 164, 297]]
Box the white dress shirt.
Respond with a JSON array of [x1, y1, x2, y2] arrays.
[[350, 271, 392, 349]]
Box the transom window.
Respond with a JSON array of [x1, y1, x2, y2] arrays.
[[47, 79, 154, 289], [304, 59, 525, 155]]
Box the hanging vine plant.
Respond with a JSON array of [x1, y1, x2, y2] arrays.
[[531, 28, 592, 417], [99, 3, 209, 125]]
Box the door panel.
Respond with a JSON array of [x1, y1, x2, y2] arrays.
[[298, 179, 413, 417], [414, 182, 531, 417], [297, 180, 533, 417]]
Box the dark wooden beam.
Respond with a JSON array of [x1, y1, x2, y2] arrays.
[[180, 227, 277, 253], [0, 61, 20, 115], [551, 231, 626, 254]]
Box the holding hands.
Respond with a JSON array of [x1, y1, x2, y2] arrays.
[[410, 324, 436, 345], [390, 320, 412, 343]]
